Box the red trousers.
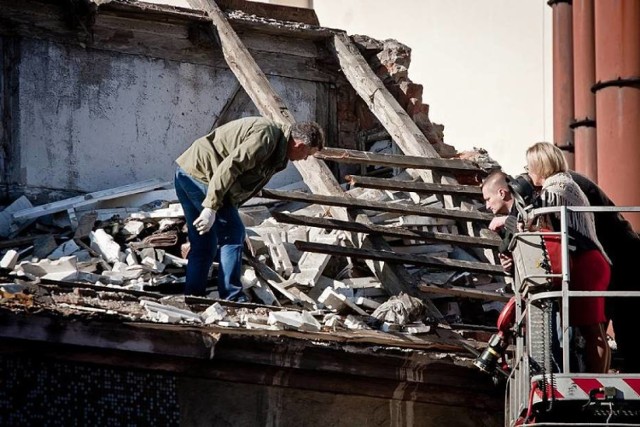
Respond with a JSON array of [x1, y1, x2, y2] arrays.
[[544, 236, 610, 326]]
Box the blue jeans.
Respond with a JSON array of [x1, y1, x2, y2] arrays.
[[174, 167, 246, 301]]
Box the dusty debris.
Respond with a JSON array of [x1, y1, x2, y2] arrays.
[[0, 19, 506, 350], [371, 293, 426, 326]]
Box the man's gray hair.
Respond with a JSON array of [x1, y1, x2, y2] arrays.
[[291, 122, 325, 150]]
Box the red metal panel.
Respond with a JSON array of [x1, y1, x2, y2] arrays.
[[595, 1, 640, 230]]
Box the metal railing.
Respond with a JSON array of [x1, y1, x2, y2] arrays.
[[505, 205, 640, 426]]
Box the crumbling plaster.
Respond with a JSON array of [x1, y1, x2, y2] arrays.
[[12, 37, 316, 194]]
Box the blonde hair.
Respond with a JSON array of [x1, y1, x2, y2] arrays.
[[526, 142, 567, 179]]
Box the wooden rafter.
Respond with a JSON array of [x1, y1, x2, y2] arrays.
[[345, 175, 483, 198], [184, 0, 448, 322], [271, 213, 501, 249], [262, 189, 492, 223]]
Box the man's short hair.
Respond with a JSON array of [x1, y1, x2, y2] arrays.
[[291, 122, 325, 150], [481, 170, 509, 192]]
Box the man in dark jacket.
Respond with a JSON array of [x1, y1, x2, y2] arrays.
[[569, 172, 640, 373], [175, 116, 325, 300]]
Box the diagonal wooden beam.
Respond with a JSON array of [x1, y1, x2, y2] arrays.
[[331, 33, 441, 181], [186, 0, 346, 220], [185, 0, 447, 322], [331, 33, 467, 210]]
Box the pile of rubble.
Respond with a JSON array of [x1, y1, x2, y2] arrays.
[[0, 167, 507, 344]]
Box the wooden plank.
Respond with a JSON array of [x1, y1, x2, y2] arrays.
[[317, 148, 483, 174], [11, 179, 168, 222], [0, 234, 62, 250], [418, 283, 511, 302], [187, 0, 448, 324], [272, 212, 501, 249], [331, 33, 484, 212], [0, 1, 335, 80], [262, 189, 493, 223], [209, 81, 250, 130], [244, 255, 299, 303], [346, 175, 483, 197], [185, 0, 346, 211], [295, 241, 507, 276], [331, 33, 460, 187]]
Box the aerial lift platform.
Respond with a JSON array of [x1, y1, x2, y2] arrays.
[[476, 205, 640, 426]]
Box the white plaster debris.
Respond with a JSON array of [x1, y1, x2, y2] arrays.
[[122, 220, 145, 236], [217, 320, 241, 328], [344, 315, 368, 330], [404, 323, 432, 334], [267, 310, 320, 332], [124, 248, 139, 266], [202, 302, 228, 324], [141, 256, 165, 273], [130, 203, 184, 219], [0, 250, 19, 270], [48, 240, 80, 260], [141, 300, 202, 324], [17, 256, 78, 281], [90, 229, 124, 264], [318, 287, 368, 316]]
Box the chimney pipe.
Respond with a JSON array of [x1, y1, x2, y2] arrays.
[[572, 0, 597, 181], [594, 1, 640, 230], [548, 0, 575, 169]]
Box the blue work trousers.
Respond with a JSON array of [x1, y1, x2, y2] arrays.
[[174, 167, 245, 300]]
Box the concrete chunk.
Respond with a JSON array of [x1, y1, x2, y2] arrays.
[[291, 232, 340, 286], [140, 300, 201, 324], [268, 311, 304, 329], [267, 310, 321, 332], [48, 240, 81, 260], [404, 323, 432, 334], [90, 229, 124, 263], [318, 287, 369, 316], [202, 302, 228, 324], [141, 256, 165, 273], [122, 220, 145, 237], [17, 256, 77, 280], [344, 315, 368, 330], [317, 287, 348, 312], [217, 320, 241, 328], [1, 196, 34, 237], [355, 296, 381, 311], [0, 250, 19, 270]]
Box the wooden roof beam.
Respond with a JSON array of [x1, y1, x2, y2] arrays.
[[185, 0, 448, 323]]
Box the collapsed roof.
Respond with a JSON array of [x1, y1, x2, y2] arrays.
[[0, 0, 505, 412]]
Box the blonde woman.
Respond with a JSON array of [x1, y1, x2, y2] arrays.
[[526, 142, 611, 373]]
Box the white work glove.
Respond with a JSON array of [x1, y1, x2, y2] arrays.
[[193, 208, 216, 235]]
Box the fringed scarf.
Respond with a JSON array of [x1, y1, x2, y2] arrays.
[[540, 172, 610, 263]]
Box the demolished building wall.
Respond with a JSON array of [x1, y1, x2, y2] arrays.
[[0, 1, 507, 426], [0, 0, 329, 201]]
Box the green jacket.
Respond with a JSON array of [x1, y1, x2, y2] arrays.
[[176, 117, 291, 210]]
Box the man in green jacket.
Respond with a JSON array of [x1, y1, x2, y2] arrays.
[[175, 116, 325, 300]]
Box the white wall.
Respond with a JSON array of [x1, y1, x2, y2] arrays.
[[147, 0, 552, 175], [312, 0, 553, 176], [15, 38, 315, 192]]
